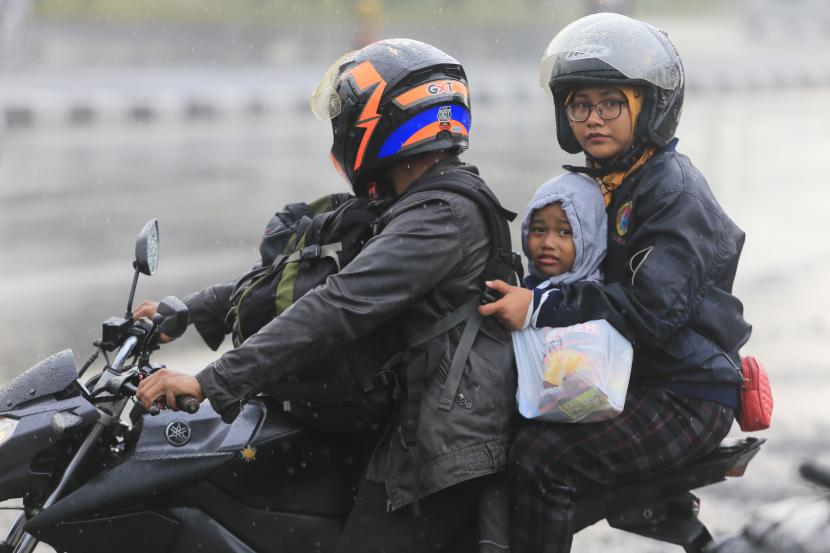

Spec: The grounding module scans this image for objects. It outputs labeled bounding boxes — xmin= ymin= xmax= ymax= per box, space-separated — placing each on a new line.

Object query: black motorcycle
xmin=0 ymin=219 xmax=765 ymax=553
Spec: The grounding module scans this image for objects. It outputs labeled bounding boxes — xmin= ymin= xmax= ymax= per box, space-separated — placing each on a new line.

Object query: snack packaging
xmin=513 ymin=320 xmax=633 ymax=423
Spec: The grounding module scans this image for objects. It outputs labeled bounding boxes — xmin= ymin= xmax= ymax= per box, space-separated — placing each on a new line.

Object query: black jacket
xmin=542 ymin=140 xmax=751 ymax=389
xmin=187 ymin=159 xmax=516 ymax=510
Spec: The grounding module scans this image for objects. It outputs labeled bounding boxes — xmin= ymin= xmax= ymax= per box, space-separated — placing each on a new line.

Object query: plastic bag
xmin=513 ymin=319 xmax=633 ymax=423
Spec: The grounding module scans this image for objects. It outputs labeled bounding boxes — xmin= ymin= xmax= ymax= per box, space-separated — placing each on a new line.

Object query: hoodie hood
xmin=522 ymin=172 xmax=607 ymax=285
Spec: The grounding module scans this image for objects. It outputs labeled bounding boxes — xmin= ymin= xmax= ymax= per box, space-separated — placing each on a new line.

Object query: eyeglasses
xmin=565 ymin=98 xmax=628 ymax=122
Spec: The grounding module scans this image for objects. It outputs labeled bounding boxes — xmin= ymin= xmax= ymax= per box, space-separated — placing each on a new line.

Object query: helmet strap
xmin=564 ymin=141 xmax=646 ymax=178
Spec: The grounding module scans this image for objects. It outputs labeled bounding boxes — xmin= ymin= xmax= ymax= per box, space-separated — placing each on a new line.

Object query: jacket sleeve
xmin=542 ymin=188 xmax=736 ymax=345
xmin=182 ymin=280 xmax=237 ymax=351
xmin=195 ymin=198 xmax=470 ymax=421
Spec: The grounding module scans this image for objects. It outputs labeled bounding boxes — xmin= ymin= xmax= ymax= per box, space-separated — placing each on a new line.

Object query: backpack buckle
xmin=299 ymin=244 xmax=321 ymax=260
xmin=364 ymin=370 xmax=398 ymax=395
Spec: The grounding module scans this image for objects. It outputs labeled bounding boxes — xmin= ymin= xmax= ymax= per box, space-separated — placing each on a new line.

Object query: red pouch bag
xmin=737 ymin=356 xmax=773 ymax=432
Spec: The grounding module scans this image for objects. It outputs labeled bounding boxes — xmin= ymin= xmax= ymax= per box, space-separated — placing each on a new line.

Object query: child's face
xmin=527 ymin=202 xmax=575 ymax=278
xmin=566 ymin=86 xmax=634 ymax=160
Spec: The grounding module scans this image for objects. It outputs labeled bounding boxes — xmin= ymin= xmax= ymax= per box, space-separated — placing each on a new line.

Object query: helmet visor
xmin=540 ymin=13 xmax=682 ymax=94
xmin=311 ymin=51 xmax=357 ymax=121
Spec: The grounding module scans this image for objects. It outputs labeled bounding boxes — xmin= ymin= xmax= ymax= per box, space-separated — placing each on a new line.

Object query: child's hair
xmin=521 ymin=172 xmax=607 ymax=285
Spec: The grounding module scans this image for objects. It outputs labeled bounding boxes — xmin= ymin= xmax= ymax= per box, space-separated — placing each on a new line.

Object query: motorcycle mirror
xmin=126 ymin=219 xmax=160 ymax=317
xmin=156 ymin=296 xmax=189 ymax=339
xmin=134 ymin=219 xmax=159 ymax=276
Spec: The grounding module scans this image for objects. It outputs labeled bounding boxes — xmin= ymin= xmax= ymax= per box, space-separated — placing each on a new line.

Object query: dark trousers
xmin=334 ymin=476 xmax=485 ymax=553
xmin=508 ymin=387 xmax=734 ymax=553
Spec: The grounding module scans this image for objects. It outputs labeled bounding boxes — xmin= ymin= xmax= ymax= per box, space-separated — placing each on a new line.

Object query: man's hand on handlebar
xmin=136 ymin=367 xmax=205 ymax=413
xmin=132 ymin=300 xmax=172 ymax=343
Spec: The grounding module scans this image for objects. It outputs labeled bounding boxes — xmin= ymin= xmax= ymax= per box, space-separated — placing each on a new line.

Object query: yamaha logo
xmin=165 ymin=420 xmax=192 ymax=447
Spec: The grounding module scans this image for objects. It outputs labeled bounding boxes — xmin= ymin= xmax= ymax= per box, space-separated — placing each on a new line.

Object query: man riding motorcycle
xmin=134 ymin=38 xmax=517 ymax=552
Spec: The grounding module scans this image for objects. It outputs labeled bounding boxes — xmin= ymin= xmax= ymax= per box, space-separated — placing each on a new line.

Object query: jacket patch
xmin=615 ymin=200 xmax=633 ymax=236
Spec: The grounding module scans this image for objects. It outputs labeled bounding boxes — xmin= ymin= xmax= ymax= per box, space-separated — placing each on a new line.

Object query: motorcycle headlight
xmin=0 ymin=416 xmax=18 ymax=447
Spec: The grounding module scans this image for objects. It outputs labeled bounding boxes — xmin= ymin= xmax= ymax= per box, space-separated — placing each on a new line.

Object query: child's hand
xmin=478 ymin=280 xmax=532 ymax=331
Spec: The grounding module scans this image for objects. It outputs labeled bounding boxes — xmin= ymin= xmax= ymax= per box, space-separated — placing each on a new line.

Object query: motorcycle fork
xmin=0 ymin=512 xmax=27 ymax=553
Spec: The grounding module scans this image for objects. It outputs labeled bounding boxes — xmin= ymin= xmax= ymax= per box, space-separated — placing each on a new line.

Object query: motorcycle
xmin=0 ymin=219 xmax=766 ymax=553
xmin=703 ymin=459 xmax=830 ymax=553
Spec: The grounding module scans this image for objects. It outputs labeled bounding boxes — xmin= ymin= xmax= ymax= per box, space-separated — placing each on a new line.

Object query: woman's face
xmin=566 ymin=86 xmax=634 ymax=160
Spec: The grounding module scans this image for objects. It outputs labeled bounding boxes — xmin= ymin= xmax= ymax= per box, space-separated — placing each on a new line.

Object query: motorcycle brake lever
xmin=139 ymin=362 xmax=166 ymax=375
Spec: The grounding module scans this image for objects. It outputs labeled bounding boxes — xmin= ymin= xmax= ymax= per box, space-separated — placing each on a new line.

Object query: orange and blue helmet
xmin=312 ymin=38 xmax=471 ymax=197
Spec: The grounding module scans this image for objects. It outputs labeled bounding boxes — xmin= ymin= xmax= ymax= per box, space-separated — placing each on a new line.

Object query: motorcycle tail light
xmin=0 ymin=416 xmax=18 ymax=447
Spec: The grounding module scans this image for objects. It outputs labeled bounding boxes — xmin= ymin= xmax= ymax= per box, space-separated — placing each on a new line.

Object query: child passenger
xmin=477 ymin=171 xmax=608 ymax=553
xmin=480 ymin=13 xmax=751 ymax=553
xmin=520 ymin=172 xmax=606 ymax=327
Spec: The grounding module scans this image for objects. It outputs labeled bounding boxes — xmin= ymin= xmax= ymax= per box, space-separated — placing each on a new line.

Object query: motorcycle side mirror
xmin=126 ymin=219 xmax=160 ymax=317
xmin=134 ymin=219 xmax=159 ymax=276
xmin=155 ymin=296 xmax=189 ymax=340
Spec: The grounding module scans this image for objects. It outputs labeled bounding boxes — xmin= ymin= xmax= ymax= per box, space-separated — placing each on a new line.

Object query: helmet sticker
xmin=344 ymin=61 xmax=388 ymax=172
xmin=437 ymin=106 xmax=452 ymax=122
xmin=378 ymin=105 xmax=470 ymax=159
xmin=393 ymin=79 xmax=469 ymax=109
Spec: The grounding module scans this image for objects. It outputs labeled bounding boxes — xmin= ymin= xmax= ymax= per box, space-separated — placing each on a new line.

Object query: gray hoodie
xmin=521 ymin=172 xmax=607 ymax=285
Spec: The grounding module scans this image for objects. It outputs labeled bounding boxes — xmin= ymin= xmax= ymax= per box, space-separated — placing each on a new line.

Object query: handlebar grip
xmin=800 ymin=461 xmax=830 ymax=490
xmin=176 ymin=395 xmax=201 ymax=414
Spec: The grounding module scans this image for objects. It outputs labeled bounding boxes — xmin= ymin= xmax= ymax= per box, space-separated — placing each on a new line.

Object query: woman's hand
xmin=478 ymin=280 xmax=532 ymax=331
xmin=136 ymin=367 xmax=205 ymax=411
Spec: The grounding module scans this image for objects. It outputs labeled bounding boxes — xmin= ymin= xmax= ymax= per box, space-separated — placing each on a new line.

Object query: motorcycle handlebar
xmin=176 ymin=395 xmax=200 ymax=414
xmin=112 ymin=336 xmax=139 ymax=372
xmin=149 ymin=394 xmax=200 ymax=416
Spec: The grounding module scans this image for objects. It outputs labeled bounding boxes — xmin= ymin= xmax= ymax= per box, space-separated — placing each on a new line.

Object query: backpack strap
xmin=399 ymin=169 xmax=523 ymax=285
xmin=393 ymin=169 xmax=520 ymax=416
xmin=404 ymin=296 xmax=481 ymax=413
xmin=285 ymin=242 xmax=344 ymax=271
xmin=438 ymin=309 xmax=483 ymax=412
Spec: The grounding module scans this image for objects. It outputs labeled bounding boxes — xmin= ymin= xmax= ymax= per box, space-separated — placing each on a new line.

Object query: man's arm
xmin=182 ymin=278 xmax=240 ymax=350
xmin=196 ymin=198 xmax=474 ymax=421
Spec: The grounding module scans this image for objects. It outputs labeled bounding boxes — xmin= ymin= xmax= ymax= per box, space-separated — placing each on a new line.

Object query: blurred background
xmin=1 ymin=0 xmax=830 ymax=550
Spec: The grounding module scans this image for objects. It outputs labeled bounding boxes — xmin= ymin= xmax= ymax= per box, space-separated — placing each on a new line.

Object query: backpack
xmin=227 ymin=192 xmax=372 ymax=346
xmin=225 ymin=169 xmax=520 ymax=435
